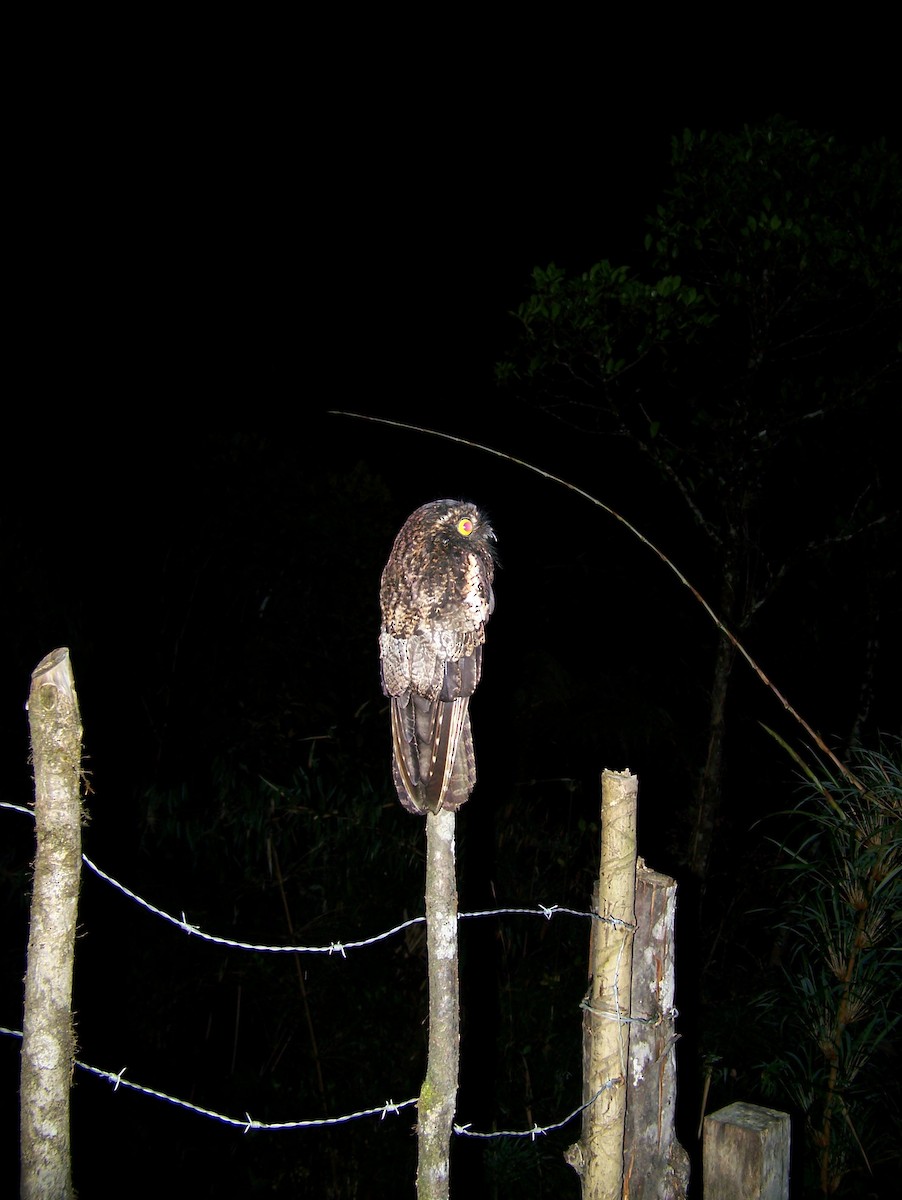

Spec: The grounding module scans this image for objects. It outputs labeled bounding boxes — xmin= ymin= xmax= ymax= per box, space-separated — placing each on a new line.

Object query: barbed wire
xmin=2 ymin=799 xmax=632 ymax=1141
xmin=0 ymin=1025 xmax=416 ymax=1130
xmin=454 ymin=1078 xmax=621 ymax=1139
xmin=2 ymin=801 xmax=633 ymax=955
xmin=0 ymin=1024 xmax=615 ymax=1139
xmin=0 ymin=806 xmax=633 ymax=1152
xmin=84 ymin=852 xmax=426 ymax=953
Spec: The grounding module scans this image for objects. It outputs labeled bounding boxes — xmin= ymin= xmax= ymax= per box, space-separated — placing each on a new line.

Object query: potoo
xmin=379 ymin=499 xmax=496 ymax=814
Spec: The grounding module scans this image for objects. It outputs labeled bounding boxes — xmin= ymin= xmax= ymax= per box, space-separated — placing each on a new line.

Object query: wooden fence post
xmin=417 ymin=808 xmax=459 ymax=1199
xmin=624 ymin=861 xmax=689 ymax=1198
xmin=704 ymin=1102 xmax=790 ymax=1199
xmin=20 ymin=648 xmax=84 ymax=1200
xmin=566 ymin=767 xmax=638 ymax=1197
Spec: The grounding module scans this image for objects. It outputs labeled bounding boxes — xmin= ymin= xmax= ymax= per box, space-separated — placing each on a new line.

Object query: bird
xmin=379 ymin=499 xmax=496 ymax=814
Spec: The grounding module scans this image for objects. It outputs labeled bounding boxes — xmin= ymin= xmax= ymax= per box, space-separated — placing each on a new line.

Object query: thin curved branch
xmin=332 ymin=412 xmax=865 ymax=793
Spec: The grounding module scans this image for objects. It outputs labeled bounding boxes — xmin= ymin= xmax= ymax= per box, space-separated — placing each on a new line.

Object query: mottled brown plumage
xmin=379 ymin=499 xmax=496 ymax=814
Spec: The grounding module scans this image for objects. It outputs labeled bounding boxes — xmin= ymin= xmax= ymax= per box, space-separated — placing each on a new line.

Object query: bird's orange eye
xmin=457 ymin=518 xmax=474 ymax=536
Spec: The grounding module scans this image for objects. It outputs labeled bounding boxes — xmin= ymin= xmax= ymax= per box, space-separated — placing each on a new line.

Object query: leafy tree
xmin=497 ymin=117 xmax=901 ymax=880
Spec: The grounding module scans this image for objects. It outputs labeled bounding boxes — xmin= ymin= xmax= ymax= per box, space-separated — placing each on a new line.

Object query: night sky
xmin=3 ymin=32 xmax=901 ymax=1198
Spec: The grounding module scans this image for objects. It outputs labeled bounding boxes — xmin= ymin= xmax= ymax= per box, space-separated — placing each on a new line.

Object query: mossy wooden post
xmin=624 ymin=862 xmax=689 ymax=1198
xmin=417 ymin=807 xmax=459 ymax=1199
xmin=704 ymin=1102 xmax=790 ymax=1199
xmin=566 ymin=768 xmax=638 ymax=1197
xmin=20 ymin=648 xmax=84 ymax=1200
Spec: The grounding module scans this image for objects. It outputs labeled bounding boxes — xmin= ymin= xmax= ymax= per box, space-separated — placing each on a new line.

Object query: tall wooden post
xmin=417 ymin=808 xmax=459 ymax=1199
xmin=566 ymin=768 xmax=638 ymax=1197
xmin=20 ymin=649 xmax=84 ymax=1200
